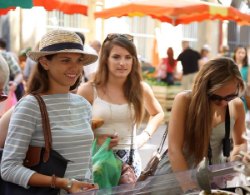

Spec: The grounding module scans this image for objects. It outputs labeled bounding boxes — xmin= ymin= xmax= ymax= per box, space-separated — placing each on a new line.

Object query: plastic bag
xmin=92 ymin=138 xmax=122 ymax=189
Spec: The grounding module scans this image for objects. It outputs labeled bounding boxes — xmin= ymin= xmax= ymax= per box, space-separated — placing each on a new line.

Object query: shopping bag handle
xmin=157 ymin=125 xmax=168 ymax=154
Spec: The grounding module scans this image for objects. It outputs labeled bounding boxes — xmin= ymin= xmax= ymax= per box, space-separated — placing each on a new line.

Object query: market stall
xmin=71 ymin=160 xmax=250 ymax=195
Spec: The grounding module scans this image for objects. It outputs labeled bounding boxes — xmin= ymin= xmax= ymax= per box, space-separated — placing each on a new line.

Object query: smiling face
xmin=107 ymin=45 xmax=133 ymax=79
xmin=39 ymin=53 xmax=85 ymax=93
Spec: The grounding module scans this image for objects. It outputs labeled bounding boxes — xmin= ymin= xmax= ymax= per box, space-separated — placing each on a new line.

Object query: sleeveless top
xmin=209 ymin=117 xmax=234 ymax=164
xmin=184 ymin=117 xmax=235 ymax=169
xmin=240 ymin=66 xmax=248 ymax=82
xmin=92 ymin=86 xmax=137 ymax=150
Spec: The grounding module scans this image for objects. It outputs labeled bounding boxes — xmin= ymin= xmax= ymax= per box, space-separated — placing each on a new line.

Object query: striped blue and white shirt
xmin=1 ymin=93 xmax=94 ymax=189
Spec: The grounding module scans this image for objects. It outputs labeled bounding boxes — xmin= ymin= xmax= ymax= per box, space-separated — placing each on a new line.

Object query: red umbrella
xmin=0 ymin=0 xmax=88 ymax=16
xmin=95 ymin=0 xmax=250 ymax=26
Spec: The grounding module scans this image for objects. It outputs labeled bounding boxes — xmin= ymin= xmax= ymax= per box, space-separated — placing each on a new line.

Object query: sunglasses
xmin=104 ymin=33 xmax=133 ymax=42
xmin=208 ymin=93 xmax=238 ymax=102
xmin=0 ymin=92 xmax=8 ymax=102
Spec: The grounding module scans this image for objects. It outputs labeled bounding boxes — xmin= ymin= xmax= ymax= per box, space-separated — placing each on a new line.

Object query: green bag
xmin=92 ymin=138 xmax=122 ymax=189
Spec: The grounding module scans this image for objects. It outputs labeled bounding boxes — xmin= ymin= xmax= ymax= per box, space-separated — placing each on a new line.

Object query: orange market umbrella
xmin=0 ymin=0 xmax=88 ymax=16
xmin=95 ymin=0 xmax=250 ymax=26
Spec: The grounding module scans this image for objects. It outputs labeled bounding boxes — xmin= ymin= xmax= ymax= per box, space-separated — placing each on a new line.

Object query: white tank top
xmin=92 ymin=86 xmax=136 ymax=150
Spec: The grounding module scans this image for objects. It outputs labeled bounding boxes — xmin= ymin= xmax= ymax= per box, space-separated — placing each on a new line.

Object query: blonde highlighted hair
xmin=185 ymin=57 xmax=244 ymax=165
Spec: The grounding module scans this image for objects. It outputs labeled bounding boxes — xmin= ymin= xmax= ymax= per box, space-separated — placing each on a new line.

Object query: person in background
xmin=160 ymin=47 xmax=177 ymax=85
xmin=1 ymin=29 xmax=99 ymax=194
xmin=23 ymin=57 xmax=36 ymax=82
xmin=90 ymin=40 xmax=101 ymax=55
xmin=177 ymin=40 xmax=201 ymax=90
xmin=233 ymin=45 xmax=249 ymax=82
xmin=0 ymin=38 xmax=24 ymax=100
xmin=198 ymin=44 xmax=210 ymax=70
xmin=23 ymin=43 xmax=39 ymax=83
xmin=154 ymin=58 xmax=247 ymax=192
xmin=0 ymin=55 xmax=9 ymax=103
xmin=77 ymin=33 xmax=164 ymax=179
xmin=19 ymin=47 xmax=32 ymax=70
xmin=232 ymin=45 xmax=249 ymax=112
xmin=0 ymin=55 xmax=10 ymax=147
xmin=75 ymin=32 xmax=99 ymax=82
xmin=219 ymin=44 xmax=231 ymax=58
xmin=156 ymin=60 xmax=167 ymax=83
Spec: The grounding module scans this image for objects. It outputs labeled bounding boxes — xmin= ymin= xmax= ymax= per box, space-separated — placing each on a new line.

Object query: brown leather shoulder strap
xmin=33 ymin=95 xmax=52 ymax=162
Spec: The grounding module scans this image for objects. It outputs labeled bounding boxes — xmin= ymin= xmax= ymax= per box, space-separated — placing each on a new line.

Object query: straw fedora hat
xmin=27 ymin=29 xmax=98 ymax=66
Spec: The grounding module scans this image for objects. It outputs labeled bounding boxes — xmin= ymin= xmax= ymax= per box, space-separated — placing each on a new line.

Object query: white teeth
xmin=66 ymin=74 xmax=76 ymax=78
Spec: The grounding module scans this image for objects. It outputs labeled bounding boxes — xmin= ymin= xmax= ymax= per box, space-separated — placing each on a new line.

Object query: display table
xmin=71 ymin=161 xmax=250 ymax=195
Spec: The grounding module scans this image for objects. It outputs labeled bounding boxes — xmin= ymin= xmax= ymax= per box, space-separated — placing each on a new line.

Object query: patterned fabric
xmin=0 ymin=51 xmax=21 ymax=77
xmin=113 ymin=149 xmax=141 ymax=178
xmin=1 ymin=94 xmax=94 ymax=189
xmin=0 ymin=51 xmax=21 ymax=94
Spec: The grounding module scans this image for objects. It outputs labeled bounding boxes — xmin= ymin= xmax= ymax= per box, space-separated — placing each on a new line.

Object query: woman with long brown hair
xmin=154 ymin=57 xmax=247 ymax=191
xmin=1 ymin=30 xmax=99 ymax=194
xmin=77 ymin=33 xmax=164 ymax=179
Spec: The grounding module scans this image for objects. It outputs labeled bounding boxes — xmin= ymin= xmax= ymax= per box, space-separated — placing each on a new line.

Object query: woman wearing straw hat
xmin=0 ymin=30 xmax=99 ymax=194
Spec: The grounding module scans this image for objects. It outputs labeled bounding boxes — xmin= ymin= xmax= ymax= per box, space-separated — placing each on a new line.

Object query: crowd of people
xmin=0 ymin=29 xmax=249 ymax=194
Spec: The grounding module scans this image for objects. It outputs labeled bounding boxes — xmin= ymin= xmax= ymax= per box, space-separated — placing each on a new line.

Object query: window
xmin=182 ymin=22 xmax=199 ymax=49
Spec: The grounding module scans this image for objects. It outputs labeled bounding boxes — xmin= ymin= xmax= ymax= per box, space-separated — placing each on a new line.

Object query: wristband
xmin=66 ymin=178 xmax=76 ymax=191
xmin=51 ymin=174 xmax=56 ymax=188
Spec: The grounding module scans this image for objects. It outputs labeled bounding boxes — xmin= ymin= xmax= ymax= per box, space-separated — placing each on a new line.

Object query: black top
xmin=177 ymin=48 xmax=201 ymax=75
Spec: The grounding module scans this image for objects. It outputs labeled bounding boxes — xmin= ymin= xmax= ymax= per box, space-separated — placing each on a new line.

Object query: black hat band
xmin=41 ymin=42 xmax=83 ymax=52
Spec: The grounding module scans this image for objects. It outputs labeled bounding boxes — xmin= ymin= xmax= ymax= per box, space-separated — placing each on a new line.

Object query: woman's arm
xmin=137 ymin=82 xmax=164 ymax=148
xmin=1 ymin=96 xmax=98 ymax=193
xmin=168 ymin=92 xmax=190 ymax=172
xmin=27 ymin=173 xmax=97 ymax=193
xmin=0 ymin=107 xmax=13 ymax=148
xmin=168 ymin=92 xmax=198 ymax=192
xmin=230 ymin=98 xmax=247 ymax=161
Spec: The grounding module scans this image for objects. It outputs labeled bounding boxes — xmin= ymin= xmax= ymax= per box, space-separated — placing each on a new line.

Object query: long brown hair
xmin=167 ymin=47 xmax=175 ymax=67
xmin=233 ymin=45 xmax=248 ymax=67
xmin=185 ymin=57 xmax=244 ymax=165
xmin=26 ymin=54 xmax=81 ymax=95
xmin=94 ymin=35 xmax=144 ymax=125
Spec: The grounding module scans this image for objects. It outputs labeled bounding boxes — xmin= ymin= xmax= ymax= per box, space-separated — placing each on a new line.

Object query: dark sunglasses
xmin=208 ymin=93 xmax=238 ymax=102
xmin=0 ymin=92 xmax=8 ymax=102
xmin=104 ymin=33 xmax=133 ymax=42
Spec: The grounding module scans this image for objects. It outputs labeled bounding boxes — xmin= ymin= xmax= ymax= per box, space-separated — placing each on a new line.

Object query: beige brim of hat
xmin=27 ymin=49 xmax=98 ymax=66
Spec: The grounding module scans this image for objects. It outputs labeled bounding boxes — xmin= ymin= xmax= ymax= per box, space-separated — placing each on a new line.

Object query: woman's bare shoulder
xmin=77 ymin=82 xmax=94 ymax=103
xmin=175 ymin=90 xmax=192 ymax=102
xmin=230 ymin=97 xmax=245 ymax=118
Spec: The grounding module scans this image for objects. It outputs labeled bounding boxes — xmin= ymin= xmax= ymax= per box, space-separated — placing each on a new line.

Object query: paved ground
xmin=138 ymin=123 xmax=168 ymax=169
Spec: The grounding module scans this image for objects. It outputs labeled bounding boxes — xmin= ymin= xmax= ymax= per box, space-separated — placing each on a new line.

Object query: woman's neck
xmin=107 ymin=76 xmax=126 ymax=87
xmin=236 ymin=60 xmax=243 ymax=68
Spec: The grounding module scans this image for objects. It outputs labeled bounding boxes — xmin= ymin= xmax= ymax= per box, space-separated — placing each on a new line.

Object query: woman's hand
xmin=67 ymin=179 xmax=98 ymax=193
xmin=96 ymin=133 xmax=119 ymax=149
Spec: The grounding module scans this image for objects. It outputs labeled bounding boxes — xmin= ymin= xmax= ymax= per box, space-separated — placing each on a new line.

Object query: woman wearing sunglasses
xmin=77 ymin=33 xmax=164 ymax=180
xmin=154 ymin=57 xmax=247 ymax=192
